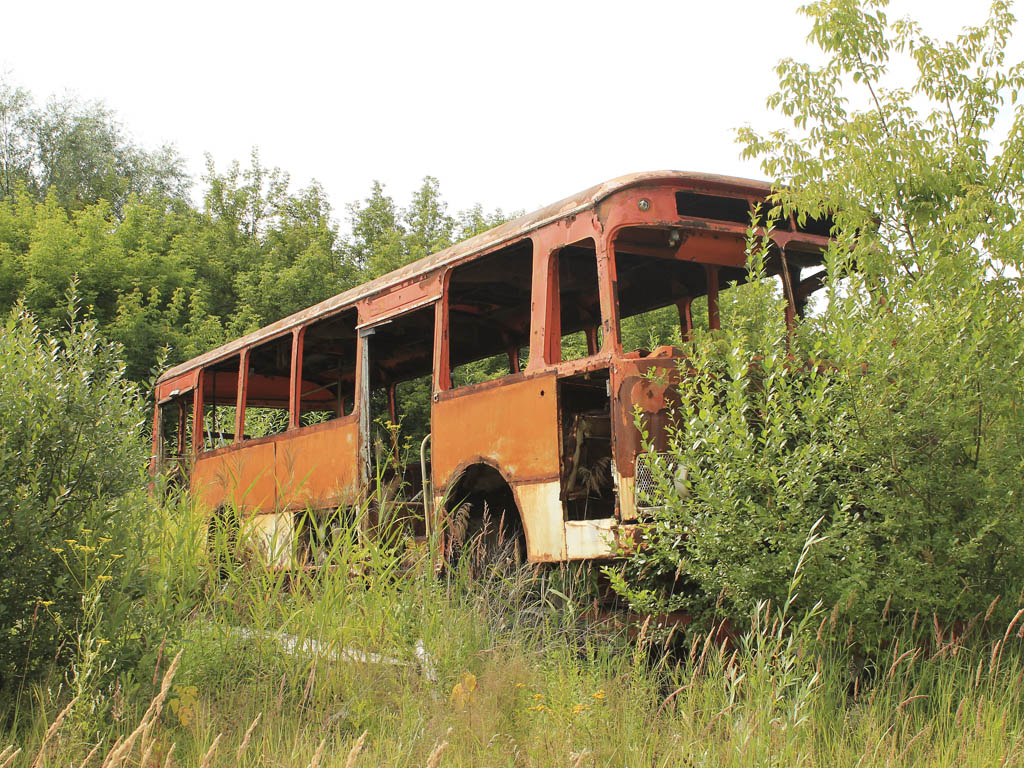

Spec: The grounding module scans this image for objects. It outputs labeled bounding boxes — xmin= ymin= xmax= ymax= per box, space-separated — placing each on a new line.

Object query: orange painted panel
xmin=191 ymin=442 xmax=277 ymax=512
xmin=432 ymin=372 xmax=559 ymax=488
xmin=275 ymin=419 xmax=360 ymax=510
xmin=155 ymin=371 xmax=197 ymax=402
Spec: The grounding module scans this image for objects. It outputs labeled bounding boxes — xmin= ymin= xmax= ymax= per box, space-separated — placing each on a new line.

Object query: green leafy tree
xmin=0 ymin=77 xmax=189 ymax=213
xmin=616 ymin=0 xmax=1024 ymax=644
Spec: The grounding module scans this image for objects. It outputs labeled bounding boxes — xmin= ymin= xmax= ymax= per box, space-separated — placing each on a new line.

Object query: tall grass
xmin=4 ymin=491 xmax=1024 ymax=766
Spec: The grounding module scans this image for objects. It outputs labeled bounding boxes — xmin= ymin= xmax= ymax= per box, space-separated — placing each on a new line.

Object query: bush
xmin=612 ymin=0 xmax=1024 ymax=648
xmin=611 ymin=221 xmax=1024 ymax=646
xmin=0 ymin=295 xmax=149 ymax=691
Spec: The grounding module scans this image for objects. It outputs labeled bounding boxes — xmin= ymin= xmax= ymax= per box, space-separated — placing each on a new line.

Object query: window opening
xmin=366 ymin=305 xmax=435 ymax=473
xmin=243 ymin=334 xmax=292 ymax=439
xmin=675 ymin=191 xmax=753 ymax=225
xmin=364 ymin=304 xmax=435 ymax=532
xmin=554 ymin=239 xmax=602 ymax=363
xmin=201 ymin=355 xmax=240 ymax=451
xmin=613 ymin=227 xmax=749 ymax=353
xmin=299 ymin=309 xmax=357 ymax=427
xmin=447 ymin=240 xmax=533 ymax=388
xmin=159 ymin=393 xmax=193 ymax=473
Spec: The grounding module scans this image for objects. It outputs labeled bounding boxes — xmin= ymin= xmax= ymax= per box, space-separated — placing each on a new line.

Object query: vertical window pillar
xmin=433 ymin=291 xmax=451 ymax=391
xmin=289 ymin=327 xmax=304 ymax=430
xmin=543 ymin=249 xmax=562 ymax=364
xmin=524 ymin=239 xmax=546 ymax=371
xmin=193 ymin=370 xmax=205 ymax=456
xmin=677 ymin=297 xmax=693 ymax=340
xmin=705 ymin=265 xmax=721 ymax=331
xmin=779 ymin=251 xmax=801 ymax=331
xmin=596 ymin=236 xmax=620 ymax=354
xmin=235 ymin=348 xmax=248 ymax=442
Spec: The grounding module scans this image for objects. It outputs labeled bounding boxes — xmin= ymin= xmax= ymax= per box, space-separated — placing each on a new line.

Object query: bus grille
xmin=634 ymin=452 xmax=673 ymax=510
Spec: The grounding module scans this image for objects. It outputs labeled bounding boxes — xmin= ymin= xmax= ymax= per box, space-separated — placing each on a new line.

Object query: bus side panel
xmin=191 ymin=442 xmax=277 ymax=513
xmin=432 ymin=372 xmax=565 ymax=561
xmin=275 ymin=419 xmax=360 ymax=510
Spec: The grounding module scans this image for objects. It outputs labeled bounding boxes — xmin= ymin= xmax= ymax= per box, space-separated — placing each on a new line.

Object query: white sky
xmin=2 ymin=1 xmax=1014 ymax=224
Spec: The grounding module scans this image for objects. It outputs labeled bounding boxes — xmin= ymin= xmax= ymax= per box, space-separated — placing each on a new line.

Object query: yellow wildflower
xmin=532 ymin=693 xmax=545 ymax=701
xmin=591 ymin=689 xmax=606 ymax=701
xmin=573 ymin=704 xmax=590 ymax=715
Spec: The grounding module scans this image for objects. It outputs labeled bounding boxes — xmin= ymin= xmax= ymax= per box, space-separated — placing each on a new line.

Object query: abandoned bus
xmin=151 ymin=171 xmax=833 ymax=566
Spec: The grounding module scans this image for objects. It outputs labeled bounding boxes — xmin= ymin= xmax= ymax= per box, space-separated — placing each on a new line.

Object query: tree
xmin=0 ymin=77 xmax=190 ymax=213
xmin=615 ymin=0 xmax=1024 ymax=644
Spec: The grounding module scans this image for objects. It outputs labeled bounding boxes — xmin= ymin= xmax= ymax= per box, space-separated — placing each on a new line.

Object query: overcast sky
xmin=2 ymin=1 xmax=1013 ymax=223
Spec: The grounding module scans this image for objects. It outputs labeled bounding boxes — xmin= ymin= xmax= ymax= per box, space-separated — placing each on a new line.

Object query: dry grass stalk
xmin=896 ymin=693 xmax=928 ymax=711
xmin=305 ymin=738 xmax=327 ymax=768
xmin=1003 ymin=609 xmax=1024 ymax=646
xmin=79 ymin=741 xmax=102 ymax=768
xmin=152 ymin=637 xmax=166 ymax=688
xmin=897 ymin=724 xmax=931 ymax=762
xmin=0 ymin=747 xmax=22 ymax=768
xmin=30 ymin=695 xmax=77 ymax=768
xmin=161 ymin=742 xmax=176 ymax=768
xmin=138 ymin=719 xmax=155 ymax=765
xmin=102 ymin=649 xmax=182 ymax=768
xmin=888 ymin=648 xmax=918 ymax=680
xmin=1000 ymin=730 xmax=1024 ymax=768
xmin=300 ymin=661 xmax=317 ymax=707
xmin=424 ymin=736 xmax=450 ymax=768
xmin=275 ymin=672 xmax=286 ymax=713
xmin=138 ymin=739 xmax=155 ymax=768
xmin=344 ymin=730 xmax=368 ymax=768
xmin=986 ymin=595 xmax=1001 ymax=622
xmin=990 ymin=640 xmax=1003 ymax=676
xmin=236 ymin=712 xmax=263 ymax=762
xmin=657 ymin=683 xmax=693 ymax=715
xmin=197 ymin=733 xmax=222 ymax=768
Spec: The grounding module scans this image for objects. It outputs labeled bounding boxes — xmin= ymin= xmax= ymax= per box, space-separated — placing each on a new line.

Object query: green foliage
xmin=0 ymin=77 xmax=189 ymax=212
xmin=346 ymin=176 xmax=518 ymax=279
xmin=616 ymin=0 xmax=1024 ymax=644
xmin=0 ymin=82 xmax=514 ymax=386
xmin=0 ymin=295 xmax=149 ymax=691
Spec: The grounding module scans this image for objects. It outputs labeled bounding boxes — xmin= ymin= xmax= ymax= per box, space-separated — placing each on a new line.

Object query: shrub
xmin=611 ymin=221 xmax=1024 ymax=646
xmin=0 ymin=295 xmax=148 ymax=691
xmin=613 ymin=0 xmax=1024 ymax=648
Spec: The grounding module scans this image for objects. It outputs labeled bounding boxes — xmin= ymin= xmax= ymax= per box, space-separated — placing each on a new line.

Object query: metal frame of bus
xmin=151 ymin=171 xmax=832 ymax=566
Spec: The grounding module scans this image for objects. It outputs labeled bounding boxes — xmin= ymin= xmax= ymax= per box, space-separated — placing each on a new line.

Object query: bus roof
xmin=156 ymin=170 xmax=774 ymax=385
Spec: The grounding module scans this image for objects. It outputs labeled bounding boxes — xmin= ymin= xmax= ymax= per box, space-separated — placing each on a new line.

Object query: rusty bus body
xmin=151 ymin=171 xmax=832 ymax=565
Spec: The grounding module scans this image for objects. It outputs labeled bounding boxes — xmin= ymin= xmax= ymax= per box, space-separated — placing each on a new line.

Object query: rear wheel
xmin=445 ymin=465 xmax=525 ymax=576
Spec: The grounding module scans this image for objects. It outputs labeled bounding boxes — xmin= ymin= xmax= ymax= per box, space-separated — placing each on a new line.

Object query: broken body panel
xmin=152 ymin=171 xmax=832 ymax=565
